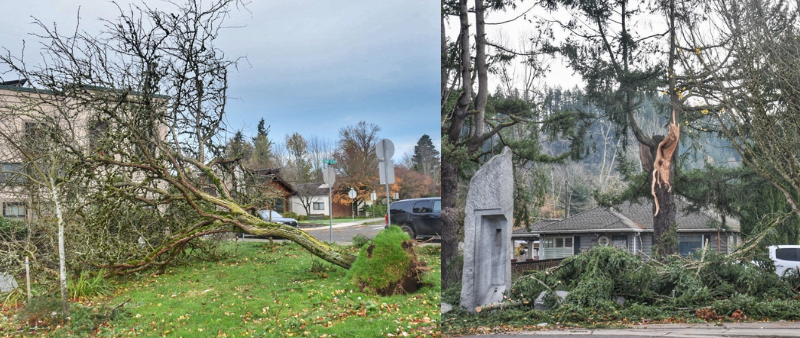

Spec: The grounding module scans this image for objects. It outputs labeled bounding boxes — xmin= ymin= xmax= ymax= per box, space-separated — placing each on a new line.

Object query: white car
xmin=768 ymin=245 xmax=800 ymax=275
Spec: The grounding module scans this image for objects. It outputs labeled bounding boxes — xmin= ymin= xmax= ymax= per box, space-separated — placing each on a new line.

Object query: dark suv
xmin=384 ymin=197 xmax=441 ymax=240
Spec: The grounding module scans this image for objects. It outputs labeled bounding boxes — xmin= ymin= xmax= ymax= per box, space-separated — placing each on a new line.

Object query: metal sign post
xmin=370 ymin=191 xmax=376 ymax=218
xmin=376 ymin=139 xmax=395 ymax=227
xmin=322 ymin=165 xmax=336 ymax=243
xmin=348 ymin=188 xmax=357 ymax=222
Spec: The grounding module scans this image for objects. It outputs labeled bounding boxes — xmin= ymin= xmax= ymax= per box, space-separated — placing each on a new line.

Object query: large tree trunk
xmin=441 ymin=158 xmax=459 ymax=289
xmin=653 ymin=182 xmax=676 ymax=256
xmin=642 ymin=127 xmax=679 ymax=256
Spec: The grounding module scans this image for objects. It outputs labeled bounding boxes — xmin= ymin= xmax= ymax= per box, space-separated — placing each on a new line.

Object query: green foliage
xmin=68 ymin=269 xmax=113 ymax=299
xmin=371 ymin=204 xmax=387 ymax=218
xmin=411 ymin=134 xmax=440 ymax=177
xmin=351 ymin=234 xmax=370 ymax=248
xmin=447 ymin=246 xmax=800 ymax=334
xmin=347 ymin=226 xmax=413 ymax=294
xmin=442 ymin=281 xmax=462 ymax=306
xmin=0 ymin=217 xmax=27 ymax=241
xmin=512 ymin=245 xmax=797 ymax=313
xmin=308 ymin=259 xmax=333 ymax=274
xmin=16 ymin=297 xmax=121 ymax=336
xmin=282 ymin=211 xmax=300 ymax=220
xmin=679 ymin=165 xmax=800 ymax=244
xmin=18 ymin=297 xmax=67 ymax=327
xmin=652 ymin=222 xmax=678 ymax=258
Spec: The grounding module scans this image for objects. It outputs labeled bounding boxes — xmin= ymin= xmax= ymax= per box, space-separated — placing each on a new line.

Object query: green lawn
xmin=18 ymin=241 xmax=439 ymax=337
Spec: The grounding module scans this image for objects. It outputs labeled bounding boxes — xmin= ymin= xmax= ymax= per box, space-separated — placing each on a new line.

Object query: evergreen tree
xmin=411 ymin=134 xmax=439 ymax=178
xmin=248 ymin=118 xmax=273 ymax=169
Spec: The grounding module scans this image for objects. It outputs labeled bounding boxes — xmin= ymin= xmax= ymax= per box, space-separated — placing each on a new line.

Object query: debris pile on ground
xmin=505 ymin=245 xmax=800 ymax=322
xmin=443 ymin=244 xmax=800 ymax=335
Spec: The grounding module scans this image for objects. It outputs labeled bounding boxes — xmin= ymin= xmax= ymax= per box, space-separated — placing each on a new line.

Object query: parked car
xmin=769 ymin=245 xmax=800 ymax=275
xmin=384 ymin=197 xmax=441 ymax=240
xmin=258 ymin=210 xmax=298 ymax=227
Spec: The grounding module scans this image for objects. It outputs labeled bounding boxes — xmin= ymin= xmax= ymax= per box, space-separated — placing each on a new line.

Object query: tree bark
xmin=441 ymin=157 xmax=459 ymax=289
xmin=50 ymin=178 xmax=69 ymax=315
xmin=653 ymin=177 xmax=677 ymax=256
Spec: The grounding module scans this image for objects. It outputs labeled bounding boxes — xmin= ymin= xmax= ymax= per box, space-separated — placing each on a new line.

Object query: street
xmin=304 ymin=222 xmax=386 ymax=243
xmin=238 ymin=218 xmax=441 ymax=245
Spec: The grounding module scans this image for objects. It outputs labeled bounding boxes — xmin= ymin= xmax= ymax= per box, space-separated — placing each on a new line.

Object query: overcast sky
xmin=0 ymin=0 xmax=439 ymax=160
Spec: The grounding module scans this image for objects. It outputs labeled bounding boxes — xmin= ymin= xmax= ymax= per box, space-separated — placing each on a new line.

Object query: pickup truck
xmin=768 ymin=245 xmax=800 ymax=275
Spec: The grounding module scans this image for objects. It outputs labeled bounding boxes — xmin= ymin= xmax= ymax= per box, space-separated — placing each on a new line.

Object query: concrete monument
xmin=0 ymin=272 xmax=18 ymax=293
xmin=460 ymin=147 xmax=514 ymax=312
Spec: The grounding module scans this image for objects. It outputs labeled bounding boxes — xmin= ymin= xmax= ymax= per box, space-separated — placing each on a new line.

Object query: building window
xmin=313 ymin=202 xmax=325 ymax=210
xmin=88 ymin=119 xmax=109 ymax=154
xmin=612 ymin=235 xmax=628 ymax=252
xmin=678 ymin=234 xmax=704 ymax=256
xmin=541 ymin=236 xmax=574 ymax=259
xmin=0 ymin=163 xmax=25 ymax=185
xmin=3 ymin=202 xmax=26 ymax=218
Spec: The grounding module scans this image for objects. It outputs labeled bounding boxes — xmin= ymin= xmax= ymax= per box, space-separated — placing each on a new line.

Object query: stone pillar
xmin=460 ymin=147 xmax=514 ymax=312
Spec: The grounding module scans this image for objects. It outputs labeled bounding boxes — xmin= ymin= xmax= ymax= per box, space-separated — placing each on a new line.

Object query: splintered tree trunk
xmin=646 ymin=111 xmax=680 ymax=256
xmin=441 ymin=159 xmax=459 ymax=289
xmin=642 ymin=137 xmax=678 ymax=257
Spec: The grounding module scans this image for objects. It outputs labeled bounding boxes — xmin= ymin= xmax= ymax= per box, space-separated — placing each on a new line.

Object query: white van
xmin=768 ymin=245 xmax=800 ymax=275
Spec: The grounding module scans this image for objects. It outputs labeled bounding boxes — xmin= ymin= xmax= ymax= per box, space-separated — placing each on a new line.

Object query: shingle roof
xmin=615 ymin=198 xmax=740 ymax=231
xmin=515 ymin=197 xmax=740 ymax=235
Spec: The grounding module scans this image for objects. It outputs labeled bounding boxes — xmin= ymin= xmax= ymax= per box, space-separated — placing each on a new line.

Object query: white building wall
xmin=289 ymin=195 xmax=329 ymax=216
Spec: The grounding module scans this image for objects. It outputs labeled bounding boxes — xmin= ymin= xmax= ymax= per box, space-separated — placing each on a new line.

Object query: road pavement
xmin=238 ymin=218 xmax=385 ymax=244
xmin=238 ymin=218 xmax=441 ymax=245
xmin=455 ymin=322 xmax=800 ymax=337
xmin=304 ymin=218 xmax=385 ymax=243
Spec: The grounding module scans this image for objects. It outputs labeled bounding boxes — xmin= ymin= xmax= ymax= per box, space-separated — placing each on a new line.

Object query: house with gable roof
xmin=512 ymin=197 xmax=741 ymax=260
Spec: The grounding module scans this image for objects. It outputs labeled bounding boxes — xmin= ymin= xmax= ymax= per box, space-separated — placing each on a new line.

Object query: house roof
xmin=251 ymin=168 xmax=296 ymax=195
xmin=293 ymin=182 xmax=328 ymax=196
xmin=514 ymin=197 xmax=740 ymax=236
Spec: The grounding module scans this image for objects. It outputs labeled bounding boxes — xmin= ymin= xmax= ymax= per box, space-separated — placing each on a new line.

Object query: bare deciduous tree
xmin=681 ymin=0 xmax=800 ymax=218
xmin=1 ymin=0 xmax=356 ymax=272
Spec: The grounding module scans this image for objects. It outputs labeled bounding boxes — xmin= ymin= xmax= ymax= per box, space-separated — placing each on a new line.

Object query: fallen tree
xmin=0 ymin=0 xmax=356 ymax=272
xmin=443 ymin=215 xmax=800 ymax=335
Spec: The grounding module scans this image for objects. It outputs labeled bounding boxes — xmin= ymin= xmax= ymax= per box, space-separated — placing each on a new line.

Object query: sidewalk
xmin=302 ymin=217 xmax=383 ymax=231
xmin=463 ymin=322 xmax=800 ymax=337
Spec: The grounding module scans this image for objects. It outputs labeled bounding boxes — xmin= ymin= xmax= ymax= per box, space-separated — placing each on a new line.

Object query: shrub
xmin=68 ymin=269 xmax=112 ymax=299
xmin=352 ymin=234 xmax=370 ymax=248
xmin=0 ymin=217 xmax=27 ymax=241
xmin=282 ymin=211 xmax=300 ymax=219
xmin=370 ymin=204 xmax=387 ymax=218
xmin=442 ymin=281 xmax=462 ymax=305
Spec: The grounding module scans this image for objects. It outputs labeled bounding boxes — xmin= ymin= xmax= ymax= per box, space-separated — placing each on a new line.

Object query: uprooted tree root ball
xmin=346 ymin=226 xmax=430 ymax=296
